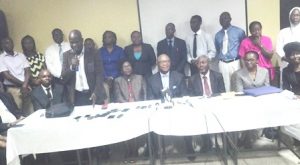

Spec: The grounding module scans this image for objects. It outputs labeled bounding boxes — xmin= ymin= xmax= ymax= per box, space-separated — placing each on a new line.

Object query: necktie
xmin=193 ymin=33 xmax=197 ymax=58
xmin=46 ymin=87 xmax=52 ymax=99
xmin=203 ymin=76 xmax=211 ymax=96
xmin=59 ymin=44 xmax=63 ymax=64
xmin=127 ymin=79 xmax=134 ymax=102
xmin=168 ymin=39 xmax=173 ymax=57
xmin=222 ymin=30 xmax=228 ymax=55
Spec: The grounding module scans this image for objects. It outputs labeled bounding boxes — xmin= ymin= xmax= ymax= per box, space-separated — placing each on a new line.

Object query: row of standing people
xmin=0 ymin=8 xmax=300 ymax=115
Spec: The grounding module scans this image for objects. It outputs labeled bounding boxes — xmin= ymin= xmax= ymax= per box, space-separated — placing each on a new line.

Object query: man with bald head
xmin=147 ymin=54 xmax=187 ymax=100
xmin=147 ymin=54 xmax=195 ymax=160
xmin=61 ymin=30 xmax=106 ymax=106
xmin=189 ymin=55 xmax=225 ymax=97
xmin=188 ymin=55 xmax=225 ymax=153
xmin=157 ymin=23 xmax=187 ymax=74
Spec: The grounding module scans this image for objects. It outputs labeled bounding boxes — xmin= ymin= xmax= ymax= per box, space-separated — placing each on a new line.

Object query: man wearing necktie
xmin=45 ymin=28 xmax=71 ymax=84
xmin=188 ymin=55 xmax=225 ymax=153
xmin=214 ymin=12 xmax=246 ymax=92
xmin=186 ymin=15 xmax=216 ymax=76
xmin=147 ymin=54 xmax=195 ymax=160
xmin=157 ymin=23 xmax=187 ymax=74
xmin=147 ymin=54 xmax=187 ymax=100
xmin=31 ymin=69 xmax=65 ymax=111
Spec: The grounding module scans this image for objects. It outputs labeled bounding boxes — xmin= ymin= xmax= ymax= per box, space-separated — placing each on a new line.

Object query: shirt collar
xmin=160 ymin=71 xmax=170 ymax=78
xmin=200 ymin=70 xmax=210 ymax=78
xmin=223 ymin=25 xmax=232 ymax=32
xmin=41 ymin=84 xmax=51 ymax=90
xmin=166 ymin=37 xmax=174 ymax=42
xmin=194 ymin=29 xmax=202 ymax=35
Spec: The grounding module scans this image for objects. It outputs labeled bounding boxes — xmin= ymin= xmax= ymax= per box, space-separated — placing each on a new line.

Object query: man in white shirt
xmin=61 ymin=30 xmax=106 ymax=106
xmin=45 ymin=28 xmax=70 ymax=83
xmin=0 ymin=37 xmax=33 ymax=116
xmin=186 ymin=15 xmax=216 ymax=75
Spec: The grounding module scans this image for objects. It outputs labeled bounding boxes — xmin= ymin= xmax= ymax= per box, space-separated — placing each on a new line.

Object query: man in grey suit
xmin=31 ymin=69 xmax=65 ymax=111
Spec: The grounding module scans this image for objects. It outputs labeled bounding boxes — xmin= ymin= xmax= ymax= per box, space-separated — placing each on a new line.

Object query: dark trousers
xmin=0 ymin=148 xmax=5 ymax=165
xmin=75 ymin=91 xmax=92 ymax=106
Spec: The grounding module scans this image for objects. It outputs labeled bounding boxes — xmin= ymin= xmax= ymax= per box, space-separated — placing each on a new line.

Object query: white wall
xmin=138 ymin=0 xmax=247 ymax=52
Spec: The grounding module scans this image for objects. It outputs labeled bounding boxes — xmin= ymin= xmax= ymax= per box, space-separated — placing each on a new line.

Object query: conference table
xmin=6 ymin=92 xmax=300 ymax=165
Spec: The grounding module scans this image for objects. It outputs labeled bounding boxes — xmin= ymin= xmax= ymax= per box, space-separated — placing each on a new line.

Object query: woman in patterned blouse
xmin=21 ymin=35 xmax=46 ymax=86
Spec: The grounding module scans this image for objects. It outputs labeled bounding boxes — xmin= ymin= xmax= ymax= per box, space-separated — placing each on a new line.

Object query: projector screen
xmin=138 ymin=0 xmax=247 ymax=52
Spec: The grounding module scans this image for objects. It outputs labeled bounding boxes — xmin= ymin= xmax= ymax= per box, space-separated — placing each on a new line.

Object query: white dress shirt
xmin=75 ymin=50 xmax=89 ymax=92
xmin=276 ymin=25 xmax=300 ymax=58
xmin=186 ymin=29 xmax=216 ymax=63
xmin=200 ymin=71 xmax=212 ymax=96
xmin=41 ymin=85 xmax=53 ymax=99
xmin=0 ymin=51 xmax=30 ymax=85
xmin=0 ymin=100 xmax=16 ymax=123
xmin=160 ymin=71 xmax=170 ymax=90
xmin=45 ymin=42 xmax=70 ymax=78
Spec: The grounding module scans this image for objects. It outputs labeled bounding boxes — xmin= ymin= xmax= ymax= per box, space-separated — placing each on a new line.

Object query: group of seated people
xmin=0 ymin=8 xmax=300 ymax=164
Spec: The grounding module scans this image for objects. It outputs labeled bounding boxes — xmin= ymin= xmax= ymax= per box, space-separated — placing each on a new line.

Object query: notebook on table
xmin=243 ymin=86 xmax=282 ymax=97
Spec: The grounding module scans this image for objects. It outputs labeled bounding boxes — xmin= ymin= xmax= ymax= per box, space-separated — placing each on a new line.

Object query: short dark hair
xmin=102 ymin=30 xmax=117 ymax=45
xmin=130 ymin=31 xmax=140 ymax=38
xmin=52 ymin=28 xmax=62 ymax=35
xmin=249 ymin=21 xmax=262 ymax=31
xmin=21 ymin=35 xmax=36 ymax=53
xmin=118 ymin=58 xmax=132 ymax=73
xmin=191 ymin=15 xmax=202 ymax=24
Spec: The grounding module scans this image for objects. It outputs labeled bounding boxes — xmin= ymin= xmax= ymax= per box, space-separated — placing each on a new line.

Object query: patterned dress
xmin=26 ymin=53 xmax=46 ymax=78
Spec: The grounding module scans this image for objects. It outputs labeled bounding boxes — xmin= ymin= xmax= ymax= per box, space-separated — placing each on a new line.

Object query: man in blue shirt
xmin=215 ymin=12 xmax=246 ymax=92
xmin=99 ymin=31 xmax=124 ymax=101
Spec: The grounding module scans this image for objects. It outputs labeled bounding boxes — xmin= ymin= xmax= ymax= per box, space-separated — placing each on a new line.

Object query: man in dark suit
xmin=147 ymin=54 xmax=196 ymax=160
xmin=147 ymin=54 xmax=187 ymax=100
xmin=157 ymin=23 xmax=187 ymax=74
xmin=188 ymin=55 xmax=225 ymax=153
xmin=189 ymin=55 xmax=225 ymax=96
xmin=31 ymin=69 xmax=65 ymax=111
xmin=61 ymin=30 xmax=106 ymax=106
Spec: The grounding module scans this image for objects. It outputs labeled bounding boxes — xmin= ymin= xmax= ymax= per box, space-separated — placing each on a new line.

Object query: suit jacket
xmin=147 ymin=71 xmax=187 ymax=100
xmin=113 ymin=74 xmax=147 ymax=102
xmin=0 ymin=92 xmax=23 ymax=132
xmin=157 ymin=37 xmax=187 ymax=74
xmin=61 ymin=49 xmax=106 ymax=105
xmin=31 ymin=83 xmax=65 ymax=111
xmin=282 ymin=65 xmax=300 ymax=95
xmin=124 ymin=43 xmax=156 ymax=77
xmin=189 ymin=70 xmax=225 ymax=96
xmin=233 ymin=66 xmax=270 ymax=92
